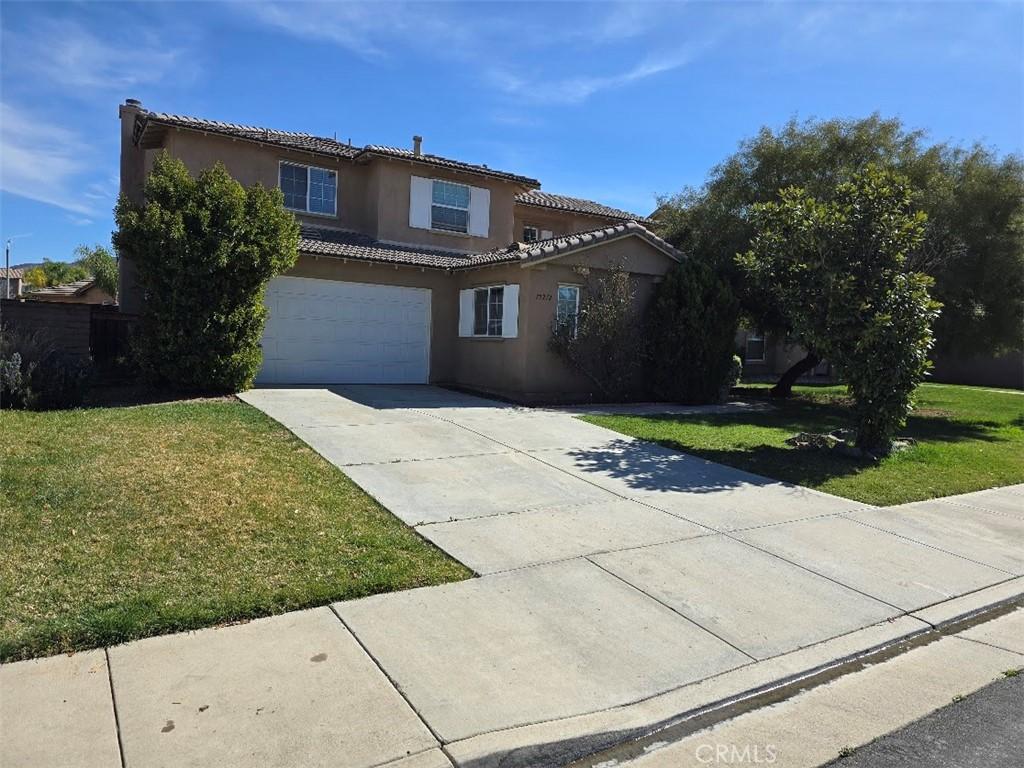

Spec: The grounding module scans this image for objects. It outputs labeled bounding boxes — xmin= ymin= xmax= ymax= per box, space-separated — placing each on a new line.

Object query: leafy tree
xmin=27 ymin=259 xmax=90 ymax=288
xmin=21 ymin=246 xmax=116 ymax=297
xmin=646 ymin=259 xmax=739 ymax=403
xmin=550 ymin=265 xmax=645 ymax=401
xmin=656 ymin=115 xmax=1023 ymax=393
xmin=73 ymin=244 xmax=118 ymax=298
xmin=114 ymin=153 xmax=299 ymax=392
xmin=22 ymin=267 xmax=47 ymax=289
xmin=739 ymin=167 xmax=941 ymax=455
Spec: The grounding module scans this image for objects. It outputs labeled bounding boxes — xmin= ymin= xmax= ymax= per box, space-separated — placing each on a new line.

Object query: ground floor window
xmin=473 ymin=285 xmax=505 ymax=336
xmin=746 ymin=332 xmax=766 ymax=362
xmin=556 ymin=284 xmax=580 ymax=335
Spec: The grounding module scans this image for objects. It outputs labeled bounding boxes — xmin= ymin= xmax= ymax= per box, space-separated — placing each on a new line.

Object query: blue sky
xmin=2 ymin=1 xmax=1021 ymax=265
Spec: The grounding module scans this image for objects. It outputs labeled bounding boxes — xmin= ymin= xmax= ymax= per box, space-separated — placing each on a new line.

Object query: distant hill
xmin=9 ymin=262 xmax=45 ymax=271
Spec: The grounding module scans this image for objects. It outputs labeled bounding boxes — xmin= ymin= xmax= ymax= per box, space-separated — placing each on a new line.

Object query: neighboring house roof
xmin=28 ymin=279 xmax=97 ymax=297
xmin=515 ymin=190 xmax=650 ymax=223
xmin=299 ymin=221 xmax=681 ymax=271
xmin=0 ymin=268 xmax=24 ymax=279
xmin=135 ymin=112 xmax=540 ymax=187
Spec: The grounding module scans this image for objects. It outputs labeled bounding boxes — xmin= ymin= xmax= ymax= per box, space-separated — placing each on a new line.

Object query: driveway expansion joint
xmin=327 ymin=604 xmax=447 ymax=748
xmin=584 ymin=556 xmax=759 ymax=663
xmin=104 ymin=648 xmax=127 ymax=768
xmin=843 ymin=513 xmax=1020 ymax=576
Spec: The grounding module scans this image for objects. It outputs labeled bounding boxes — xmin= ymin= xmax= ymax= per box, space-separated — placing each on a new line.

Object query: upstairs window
xmin=280 ymin=162 xmax=337 ymax=215
xmin=431 ymin=180 xmax=470 ymax=233
xmin=556 ymin=284 xmax=580 ymax=336
xmin=523 ymin=225 xmax=539 ymax=243
xmin=473 ymin=285 xmax=504 ymax=336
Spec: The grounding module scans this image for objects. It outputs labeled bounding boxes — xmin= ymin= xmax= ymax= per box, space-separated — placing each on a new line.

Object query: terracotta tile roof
xmin=359 ymin=145 xmax=538 ymax=186
xmin=489 ymin=221 xmax=682 ymax=266
xmin=28 ymin=279 xmax=96 ymax=297
xmin=299 ymin=225 xmax=474 ymax=269
xmin=136 ymin=112 xmax=362 ymax=159
xmin=299 ymin=221 xmax=681 ymax=271
xmin=0 ymin=268 xmax=24 ymax=278
xmin=136 ymin=112 xmax=539 ymax=186
xmin=515 ymin=190 xmax=651 ymax=223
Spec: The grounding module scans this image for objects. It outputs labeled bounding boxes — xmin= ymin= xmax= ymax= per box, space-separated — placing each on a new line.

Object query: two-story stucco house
xmin=118 ymin=99 xmax=682 ymax=402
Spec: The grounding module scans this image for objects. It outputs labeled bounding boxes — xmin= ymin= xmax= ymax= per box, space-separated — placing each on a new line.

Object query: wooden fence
xmin=0 ymin=299 xmax=139 ymax=366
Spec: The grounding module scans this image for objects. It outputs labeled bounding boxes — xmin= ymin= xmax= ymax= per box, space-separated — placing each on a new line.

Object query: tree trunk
xmin=770 ymin=351 xmax=821 ymax=398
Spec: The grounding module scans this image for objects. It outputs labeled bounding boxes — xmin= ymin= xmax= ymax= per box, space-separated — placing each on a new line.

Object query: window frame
xmin=430 ymin=179 xmax=471 ymax=234
xmin=279 ymin=160 xmax=338 ymax=217
xmin=522 ymin=225 xmax=539 ymax=243
xmin=472 ymin=285 xmax=505 ymax=337
xmin=745 ymin=332 xmax=766 ymax=362
xmin=556 ymin=283 xmax=581 ymax=336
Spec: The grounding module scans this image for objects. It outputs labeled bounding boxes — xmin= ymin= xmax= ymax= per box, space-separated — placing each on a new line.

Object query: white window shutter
xmin=468 ymin=186 xmax=490 ymax=237
xmin=502 ymin=284 xmax=519 ymax=338
xmin=458 ymin=289 xmax=475 ymax=337
xmin=540 ymin=229 xmax=553 ymax=240
xmin=410 ymin=176 xmax=432 ymax=229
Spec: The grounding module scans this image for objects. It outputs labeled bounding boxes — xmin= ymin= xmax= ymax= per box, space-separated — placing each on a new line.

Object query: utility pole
xmin=4 ymin=238 xmax=9 ymax=300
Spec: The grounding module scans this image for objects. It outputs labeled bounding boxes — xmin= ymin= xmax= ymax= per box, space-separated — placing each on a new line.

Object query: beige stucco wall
xmin=451 ymin=237 xmax=676 ymax=402
xmin=161 ymin=130 xmax=376 ymax=234
xmin=275 ymin=238 xmax=675 ymax=402
xmin=371 ymin=160 xmax=519 ymax=252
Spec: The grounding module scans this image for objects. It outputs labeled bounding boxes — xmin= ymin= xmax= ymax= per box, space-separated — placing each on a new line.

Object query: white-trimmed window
xmin=556 ymin=284 xmax=580 ymax=335
xmin=458 ymin=284 xmax=519 ymax=338
xmin=411 ymin=176 xmax=490 ymax=236
xmin=431 ymin=180 xmax=470 ymax=233
xmin=523 ymin=225 xmax=539 ymax=243
xmin=746 ymin=332 xmax=766 ymax=362
xmin=280 ymin=161 xmax=337 ymax=215
xmin=473 ymin=285 xmax=504 ymax=336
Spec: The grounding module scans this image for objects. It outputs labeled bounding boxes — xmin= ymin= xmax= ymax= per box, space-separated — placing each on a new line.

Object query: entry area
xmin=256 ymin=276 xmax=431 ymax=384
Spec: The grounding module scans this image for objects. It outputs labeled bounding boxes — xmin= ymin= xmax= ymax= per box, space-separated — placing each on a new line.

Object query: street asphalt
xmin=827 ymin=673 xmax=1023 ymax=768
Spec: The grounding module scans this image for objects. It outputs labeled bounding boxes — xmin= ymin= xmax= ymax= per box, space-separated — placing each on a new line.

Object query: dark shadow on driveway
xmin=566 ymin=438 xmax=775 ymax=494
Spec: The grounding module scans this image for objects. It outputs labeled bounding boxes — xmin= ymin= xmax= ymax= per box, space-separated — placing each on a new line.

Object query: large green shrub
xmin=739 ymin=166 xmax=941 ymax=455
xmin=114 ymin=153 xmax=299 ymax=392
xmin=550 ymin=265 xmax=645 ymax=401
xmin=646 ymin=260 xmax=739 ymax=403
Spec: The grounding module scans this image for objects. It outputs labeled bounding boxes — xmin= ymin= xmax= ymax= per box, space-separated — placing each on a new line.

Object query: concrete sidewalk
xmin=2 ymin=386 xmax=1022 ymax=768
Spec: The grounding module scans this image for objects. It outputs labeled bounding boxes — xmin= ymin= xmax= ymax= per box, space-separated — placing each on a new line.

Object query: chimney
xmin=412 ymin=135 xmax=422 ymax=156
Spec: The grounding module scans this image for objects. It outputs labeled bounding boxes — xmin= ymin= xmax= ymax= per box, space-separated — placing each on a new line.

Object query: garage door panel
xmin=256 ymin=277 xmax=430 ymax=385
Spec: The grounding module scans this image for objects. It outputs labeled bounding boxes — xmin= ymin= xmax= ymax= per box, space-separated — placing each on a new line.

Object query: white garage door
xmin=257 ymin=276 xmax=431 ymax=384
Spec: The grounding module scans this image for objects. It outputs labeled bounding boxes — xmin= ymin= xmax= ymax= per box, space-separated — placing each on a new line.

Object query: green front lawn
xmin=0 ymin=400 xmax=470 ymax=662
xmin=584 ymin=383 xmax=1024 ymax=507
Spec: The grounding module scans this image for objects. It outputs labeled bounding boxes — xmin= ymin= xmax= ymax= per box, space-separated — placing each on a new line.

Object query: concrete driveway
xmin=236 ymin=387 xmax=1020 ymax=746
xmin=8 ymin=385 xmax=1019 ymax=768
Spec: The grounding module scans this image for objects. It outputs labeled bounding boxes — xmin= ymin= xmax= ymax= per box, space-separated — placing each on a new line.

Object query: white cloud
xmin=578 ymin=1 xmax=675 ymax=44
xmin=247 ymin=1 xmax=483 ymax=61
xmin=488 ymin=45 xmax=709 ymax=106
xmin=0 ymin=102 xmax=96 ymax=215
xmin=4 ymin=17 xmax=186 ymax=93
